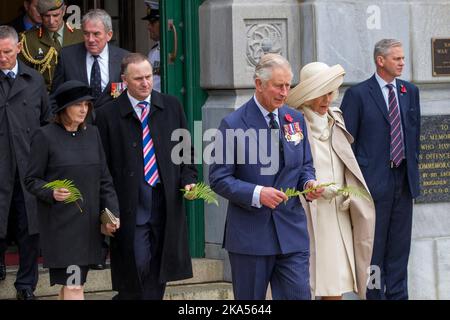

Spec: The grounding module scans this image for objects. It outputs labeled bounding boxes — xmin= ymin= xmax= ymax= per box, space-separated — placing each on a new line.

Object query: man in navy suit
xmin=52 ymin=9 xmax=129 ymax=109
xmin=209 ymin=53 xmax=323 ymax=300
xmin=341 ymin=39 xmax=421 ymax=300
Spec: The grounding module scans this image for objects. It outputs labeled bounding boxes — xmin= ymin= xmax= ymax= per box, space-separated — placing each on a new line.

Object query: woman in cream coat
xmin=286 ymin=62 xmax=375 ymax=300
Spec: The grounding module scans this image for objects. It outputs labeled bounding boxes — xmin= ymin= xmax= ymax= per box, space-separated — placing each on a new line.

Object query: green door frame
xmin=160 ymin=0 xmax=207 ymax=258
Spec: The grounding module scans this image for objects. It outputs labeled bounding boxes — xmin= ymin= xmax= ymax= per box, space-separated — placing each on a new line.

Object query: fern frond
xmin=279 ymin=188 xmax=301 ymax=204
xmin=181 ymin=182 xmax=219 ymax=206
xmin=43 ymin=179 xmax=83 ymax=212
xmin=298 ymin=182 xmax=336 ymax=195
xmin=281 ymin=183 xmax=336 ymax=204
xmin=337 ymin=185 xmax=371 ymax=202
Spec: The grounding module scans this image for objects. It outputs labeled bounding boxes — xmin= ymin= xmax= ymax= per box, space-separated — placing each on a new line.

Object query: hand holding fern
xmin=53 ymin=188 xmax=71 ymax=202
xmin=305 ymin=180 xmax=325 ymax=201
xmin=260 ymin=187 xmax=288 ymax=209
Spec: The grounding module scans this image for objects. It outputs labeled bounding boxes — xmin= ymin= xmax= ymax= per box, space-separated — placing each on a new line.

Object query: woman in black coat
xmin=25 ymin=80 xmax=120 ymax=300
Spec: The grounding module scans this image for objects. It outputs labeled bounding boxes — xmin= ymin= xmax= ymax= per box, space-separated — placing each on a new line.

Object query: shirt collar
xmin=1 ymin=60 xmax=19 ymax=76
xmin=127 ymin=91 xmax=151 ymax=108
xmin=253 ymin=95 xmax=279 ymax=118
xmin=51 ymin=25 xmax=64 ymax=40
xmin=375 ymin=72 xmax=397 ymax=89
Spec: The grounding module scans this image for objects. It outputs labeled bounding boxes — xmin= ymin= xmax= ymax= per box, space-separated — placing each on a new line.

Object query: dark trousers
xmin=229 ymin=251 xmax=311 ymax=300
xmin=0 ymin=175 xmax=39 ymax=291
xmin=367 ymin=162 xmax=413 ymax=300
xmin=117 ymin=182 xmax=166 ymax=300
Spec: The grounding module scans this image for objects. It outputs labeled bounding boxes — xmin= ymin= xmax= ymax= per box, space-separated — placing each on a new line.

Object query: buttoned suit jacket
xmin=209 ymin=98 xmax=316 ymax=256
xmin=340 ymin=75 xmax=421 ymax=201
xmin=51 ymin=42 xmax=129 ymax=109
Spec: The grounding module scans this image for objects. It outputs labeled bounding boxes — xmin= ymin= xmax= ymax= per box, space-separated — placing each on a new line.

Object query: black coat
xmin=95 ymin=90 xmax=197 ymax=292
xmin=24 ymin=123 xmax=119 ymax=268
xmin=0 ymin=61 xmax=50 ymax=238
xmin=51 ymin=43 xmax=129 ymax=109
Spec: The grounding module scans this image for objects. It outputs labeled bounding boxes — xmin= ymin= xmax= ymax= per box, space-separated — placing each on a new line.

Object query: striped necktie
xmin=138 ymin=101 xmax=160 ymax=186
xmin=386 ymin=84 xmax=405 ymax=167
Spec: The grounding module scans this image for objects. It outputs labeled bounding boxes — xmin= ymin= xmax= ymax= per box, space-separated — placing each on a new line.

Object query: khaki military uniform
xmin=19 ymin=23 xmax=83 ymax=90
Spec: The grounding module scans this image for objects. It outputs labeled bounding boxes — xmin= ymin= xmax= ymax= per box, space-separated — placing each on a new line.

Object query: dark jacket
xmin=209 ymin=98 xmax=316 ymax=255
xmin=95 ymin=90 xmax=197 ymax=293
xmin=24 ymin=123 xmax=119 ymax=268
xmin=51 ymin=43 xmax=129 ymax=109
xmin=341 ymin=75 xmax=421 ymax=200
xmin=0 ymin=60 xmax=50 ymax=238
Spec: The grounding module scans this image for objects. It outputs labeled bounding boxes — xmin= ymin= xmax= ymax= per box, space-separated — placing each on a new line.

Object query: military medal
xmin=111 ymin=82 xmax=127 ymax=98
xmin=283 ymin=122 xmax=304 ymax=145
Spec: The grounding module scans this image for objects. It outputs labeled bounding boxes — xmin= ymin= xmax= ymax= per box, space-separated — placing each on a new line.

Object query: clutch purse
xmin=100 ymin=208 xmax=119 ymax=225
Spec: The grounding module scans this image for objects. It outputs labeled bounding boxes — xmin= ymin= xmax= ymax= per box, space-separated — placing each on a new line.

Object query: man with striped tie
xmin=341 ymin=39 xmax=421 ymax=300
xmin=95 ymin=53 xmax=197 ymax=300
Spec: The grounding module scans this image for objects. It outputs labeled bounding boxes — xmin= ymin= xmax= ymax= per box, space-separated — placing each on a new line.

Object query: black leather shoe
xmin=16 ymin=289 xmax=36 ymax=300
xmin=0 ymin=263 xmax=5 ymax=281
xmin=89 ymin=263 xmax=105 ymax=270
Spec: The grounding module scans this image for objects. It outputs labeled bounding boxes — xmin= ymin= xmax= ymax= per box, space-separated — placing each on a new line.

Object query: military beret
xmin=37 ymin=0 xmax=65 ymax=14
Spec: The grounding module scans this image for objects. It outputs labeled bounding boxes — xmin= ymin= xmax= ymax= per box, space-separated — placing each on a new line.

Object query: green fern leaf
xmin=43 ymin=179 xmax=83 ymax=212
xmin=298 ymin=182 xmax=336 ymax=195
xmin=181 ymin=182 xmax=219 ymax=206
xmin=281 ymin=183 xmax=336 ymax=204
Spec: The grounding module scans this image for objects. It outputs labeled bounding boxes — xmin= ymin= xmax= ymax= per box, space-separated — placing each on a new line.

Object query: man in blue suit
xmin=341 ymin=39 xmax=421 ymax=300
xmin=209 ymin=53 xmax=323 ymax=300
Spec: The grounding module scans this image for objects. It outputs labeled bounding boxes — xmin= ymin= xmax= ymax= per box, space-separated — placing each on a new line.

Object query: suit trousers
xmin=0 ymin=172 xmax=39 ymax=291
xmin=367 ymin=161 xmax=413 ymax=300
xmin=133 ymin=182 xmax=166 ymax=300
xmin=228 ymin=250 xmax=311 ymax=300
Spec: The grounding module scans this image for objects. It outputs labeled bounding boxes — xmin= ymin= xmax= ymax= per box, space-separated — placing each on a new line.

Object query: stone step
xmin=0 ymin=258 xmax=225 ymax=300
xmin=36 ymin=282 xmax=233 ymax=300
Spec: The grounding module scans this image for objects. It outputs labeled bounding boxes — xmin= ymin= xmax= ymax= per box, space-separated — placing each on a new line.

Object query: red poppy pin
xmin=400 ymin=85 xmax=407 ymax=94
xmin=285 ymin=113 xmax=293 ymax=123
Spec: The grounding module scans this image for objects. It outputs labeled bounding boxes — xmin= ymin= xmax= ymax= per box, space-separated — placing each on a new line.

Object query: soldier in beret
xmin=19 ymin=0 xmax=83 ymax=90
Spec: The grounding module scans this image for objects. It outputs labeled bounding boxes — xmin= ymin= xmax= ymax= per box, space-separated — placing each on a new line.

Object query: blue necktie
xmin=387 ymin=84 xmax=405 ymax=167
xmin=90 ymin=55 xmax=102 ymax=98
xmin=6 ymin=71 xmax=15 ymax=79
xmin=138 ymin=101 xmax=160 ymax=186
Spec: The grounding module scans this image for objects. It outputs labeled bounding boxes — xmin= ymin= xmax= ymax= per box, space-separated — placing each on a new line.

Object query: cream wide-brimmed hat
xmin=286 ymin=62 xmax=345 ymax=109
